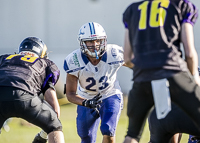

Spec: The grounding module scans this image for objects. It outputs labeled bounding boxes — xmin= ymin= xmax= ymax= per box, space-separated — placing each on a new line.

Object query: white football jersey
xmin=63 ymin=44 xmax=124 ymax=100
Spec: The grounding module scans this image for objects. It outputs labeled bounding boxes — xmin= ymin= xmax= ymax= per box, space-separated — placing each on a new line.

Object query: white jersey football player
xmin=64 ymin=22 xmax=124 ymax=143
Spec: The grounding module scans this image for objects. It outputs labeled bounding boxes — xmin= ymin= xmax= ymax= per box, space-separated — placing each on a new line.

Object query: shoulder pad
xmin=63 ymin=49 xmax=85 ymax=73
xmin=106 ymin=44 xmax=124 ymax=61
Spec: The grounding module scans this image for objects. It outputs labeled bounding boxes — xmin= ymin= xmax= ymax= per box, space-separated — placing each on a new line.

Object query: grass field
xmin=0 ymin=97 xmax=189 ymax=143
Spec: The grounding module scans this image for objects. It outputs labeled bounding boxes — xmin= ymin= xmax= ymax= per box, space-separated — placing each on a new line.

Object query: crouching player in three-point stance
xmin=64 ymin=22 xmax=124 ymax=143
xmin=0 ymin=37 xmax=65 ymax=143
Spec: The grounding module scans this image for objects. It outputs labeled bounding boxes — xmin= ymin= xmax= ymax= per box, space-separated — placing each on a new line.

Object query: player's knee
xmin=80 ymin=136 xmax=94 ymax=143
xmin=77 ymin=128 xmax=88 ymax=138
xmin=47 ymin=126 xmax=63 ymax=134
xmin=78 ymin=132 xmax=95 ymax=143
xmin=126 ymin=131 xmax=140 ymax=142
xmin=45 ymin=122 xmax=63 ymax=134
xmin=100 ymin=124 xmax=115 ymax=136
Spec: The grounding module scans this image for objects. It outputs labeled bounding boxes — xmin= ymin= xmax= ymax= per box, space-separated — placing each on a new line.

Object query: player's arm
xmin=170 ymin=133 xmax=182 ymax=143
xmin=65 ymin=73 xmax=102 ymax=108
xmin=44 ymin=88 xmax=60 ymax=118
xmin=42 ymin=62 xmax=61 ymax=117
xmin=123 ymin=29 xmax=134 ymax=69
xmin=33 ymin=82 xmax=61 ymax=143
xmin=65 ymin=73 xmax=85 ymax=105
xmin=181 ymin=23 xmax=200 ymax=85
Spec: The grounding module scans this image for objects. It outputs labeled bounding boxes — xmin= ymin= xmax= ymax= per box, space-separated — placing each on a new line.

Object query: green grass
xmin=0 ymin=97 xmax=189 ymax=143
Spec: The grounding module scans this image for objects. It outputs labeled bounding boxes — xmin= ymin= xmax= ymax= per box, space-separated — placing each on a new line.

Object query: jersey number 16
xmin=138 ymin=0 xmax=170 ymax=30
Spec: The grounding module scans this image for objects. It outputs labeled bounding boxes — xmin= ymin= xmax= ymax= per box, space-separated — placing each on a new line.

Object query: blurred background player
xmin=0 ymin=37 xmax=65 ymax=143
xmin=148 ymin=103 xmax=200 ymax=143
xmin=122 ymin=0 xmax=200 ymax=143
xmin=148 ymin=67 xmax=200 ymax=143
xmin=64 ymin=22 xmax=124 ymax=143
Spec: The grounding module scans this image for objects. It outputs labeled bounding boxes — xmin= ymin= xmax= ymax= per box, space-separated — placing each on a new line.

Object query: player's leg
xmin=48 ymin=130 xmax=65 ymax=143
xmin=0 ymin=101 xmax=11 ymax=134
xmin=148 ymin=105 xmax=177 ymax=143
xmin=123 ymin=136 xmax=138 ymax=143
xmin=0 ymin=87 xmax=22 ymax=134
xmin=99 ymin=94 xmax=123 ymax=143
xmin=18 ymin=96 xmax=64 ymax=143
xmin=124 ymin=82 xmax=154 ymax=143
xmin=103 ymin=135 xmax=115 ymax=143
xmin=169 ymin=72 xmax=200 ymax=130
xmin=76 ymin=105 xmax=100 ymax=143
xmin=149 ymin=102 xmax=200 ymax=143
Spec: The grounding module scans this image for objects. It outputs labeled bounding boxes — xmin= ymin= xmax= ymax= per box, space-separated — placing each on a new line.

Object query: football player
xmin=148 ymin=103 xmax=200 ymax=143
xmin=0 ymin=37 xmax=65 ymax=143
xmin=63 ymin=22 xmax=124 ymax=143
xmin=122 ymin=0 xmax=200 ymax=143
xmin=148 ymin=67 xmax=200 ymax=143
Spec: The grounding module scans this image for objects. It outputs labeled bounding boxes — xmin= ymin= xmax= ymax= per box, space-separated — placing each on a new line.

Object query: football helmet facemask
xmin=19 ymin=37 xmax=48 ymax=58
xmin=78 ymin=22 xmax=107 ymax=59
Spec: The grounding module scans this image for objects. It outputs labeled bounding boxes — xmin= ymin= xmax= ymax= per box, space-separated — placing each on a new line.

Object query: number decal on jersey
xmin=86 ymin=77 xmax=96 ymax=91
xmin=21 ymin=55 xmax=38 ymax=63
xmin=138 ymin=0 xmax=170 ymax=30
xmin=138 ymin=1 xmax=148 ymax=30
xmin=6 ymin=54 xmax=38 ymax=63
xmin=85 ymin=76 xmax=109 ymax=91
xmin=6 ymin=54 xmax=19 ymax=60
xmin=99 ymin=76 xmax=109 ymax=90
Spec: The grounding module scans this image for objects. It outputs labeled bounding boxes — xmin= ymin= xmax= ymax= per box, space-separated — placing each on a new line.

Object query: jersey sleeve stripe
xmin=108 ymin=60 xmax=124 ymax=65
xmin=67 ymin=67 xmax=85 ymax=73
xmin=63 ymin=60 xmax=69 ymax=71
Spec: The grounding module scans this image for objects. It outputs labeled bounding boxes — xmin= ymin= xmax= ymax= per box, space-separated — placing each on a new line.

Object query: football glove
xmin=82 ymin=93 xmax=102 ymax=109
xmin=191 ymin=136 xmax=200 ymax=143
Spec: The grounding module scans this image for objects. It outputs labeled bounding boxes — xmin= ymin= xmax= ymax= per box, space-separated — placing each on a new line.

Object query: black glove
xmin=91 ymin=108 xmax=100 ymax=118
xmin=82 ymin=93 xmax=102 ymax=108
xmin=191 ymin=136 xmax=200 ymax=143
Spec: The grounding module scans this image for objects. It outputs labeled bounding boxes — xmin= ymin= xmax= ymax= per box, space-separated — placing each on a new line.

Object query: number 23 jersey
xmin=64 ymin=44 xmax=124 ymax=100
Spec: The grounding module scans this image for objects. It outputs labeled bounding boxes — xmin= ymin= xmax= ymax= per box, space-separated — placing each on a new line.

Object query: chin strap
xmin=95 ymin=50 xmax=99 ymax=59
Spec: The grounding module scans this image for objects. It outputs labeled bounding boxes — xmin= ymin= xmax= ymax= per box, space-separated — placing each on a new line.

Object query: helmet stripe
xmin=89 ymin=22 xmax=95 ymax=35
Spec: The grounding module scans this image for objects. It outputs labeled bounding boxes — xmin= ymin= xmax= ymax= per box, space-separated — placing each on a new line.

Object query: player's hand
xmin=194 ymin=75 xmax=200 ymax=86
xmin=191 ymin=136 xmax=200 ymax=142
xmin=82 ymin=93 xmax=102 ymax=108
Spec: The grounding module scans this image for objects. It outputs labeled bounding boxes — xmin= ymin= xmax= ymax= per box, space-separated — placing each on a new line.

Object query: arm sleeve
xmin=42 ymin=80 xmax=56 ymax=94
xmin=0 ymin=55 xmax=9 ymax=66
xmin=42 ymin=62 xmax=60 ymax=94
xmin=63 ymin=55 xmax=80 ymax=78
xmin=116 ymin=45 xmax=125 ymax=66
xmin=123 ymin=4 xmax=133 ymax=29
xmin=182 ymin=1 xmax=198 ymax=26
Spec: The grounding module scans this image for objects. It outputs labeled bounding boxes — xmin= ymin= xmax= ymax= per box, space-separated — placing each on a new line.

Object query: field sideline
xmin=0 ymin=96 xmax=189 ymax=143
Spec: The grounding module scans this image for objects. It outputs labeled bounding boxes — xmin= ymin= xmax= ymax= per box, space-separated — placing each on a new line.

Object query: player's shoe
xmin=32 ymin=133 xmax=47 ymax=143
